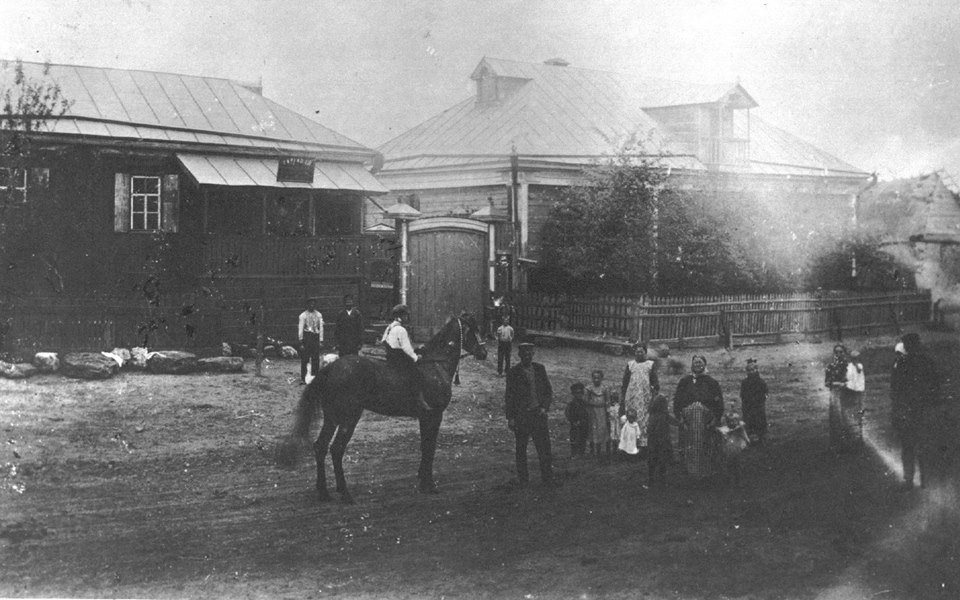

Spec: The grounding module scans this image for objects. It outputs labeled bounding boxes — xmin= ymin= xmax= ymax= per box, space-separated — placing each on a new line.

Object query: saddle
xmin=379 ymin=346 xmax=432 ymax=413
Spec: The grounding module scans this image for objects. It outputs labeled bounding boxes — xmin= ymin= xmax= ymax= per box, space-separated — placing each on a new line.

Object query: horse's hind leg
xmin=330 ymin=420 xmax=358 ymax=504
xmin=314 ymin=419 xmax=337 ymax=502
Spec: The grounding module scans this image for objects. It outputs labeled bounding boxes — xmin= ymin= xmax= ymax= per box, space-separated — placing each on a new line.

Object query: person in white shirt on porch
xmin=298 ymin=298 xmax=324 ymax=384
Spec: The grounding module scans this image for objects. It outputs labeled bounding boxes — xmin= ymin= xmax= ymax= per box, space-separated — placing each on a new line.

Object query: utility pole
xmin=510 ymin=145 xmax=520 ymax=292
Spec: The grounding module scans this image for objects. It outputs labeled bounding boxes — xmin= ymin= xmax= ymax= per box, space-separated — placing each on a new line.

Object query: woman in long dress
xmin=620 ymin=342 xmax=660 ymax=452
xmin=584 ymin=369 xmax=610 ymax=457
xmin=823 ymin=344 xmax=849 ymax=453
xmin=681 ymin=401 xmax=717 ymax=482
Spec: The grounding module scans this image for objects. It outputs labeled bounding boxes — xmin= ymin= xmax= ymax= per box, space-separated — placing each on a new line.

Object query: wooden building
xmin=373 ymin=57 xmax=873 ymax=333
xmin=858 ymin=172 xmax=960 ymax=303
xmin=0 ymin=60 xmax=391 ymax=351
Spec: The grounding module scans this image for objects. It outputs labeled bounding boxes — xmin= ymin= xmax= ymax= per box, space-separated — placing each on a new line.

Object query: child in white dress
xmin=606 ymin=391 xmax=621 ymax=458
xmin=618 ymin=408 xmax=641 ymax=460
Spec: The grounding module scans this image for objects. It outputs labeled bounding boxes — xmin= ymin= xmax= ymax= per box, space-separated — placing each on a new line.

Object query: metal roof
xmin=176 ymin=154 xmax=388 ymax=193
xmin=859 ymin=173 xmax=960 ymax=243
xmin=380 ymin=57 xmax=867 ymax=179
xmin=1 ymin=60 xmax=370 ymax=154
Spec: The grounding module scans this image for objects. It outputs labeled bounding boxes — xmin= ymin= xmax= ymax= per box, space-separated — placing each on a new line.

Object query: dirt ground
xmin=2 ymin=331 xmax=960 ymax=599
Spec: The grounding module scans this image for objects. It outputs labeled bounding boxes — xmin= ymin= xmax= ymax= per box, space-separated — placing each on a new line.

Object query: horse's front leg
xmin=330 ymin=420 xmax=358 ymax=504
xmin=314 ymin=419 xmax=337 ymax=502
xmin=418 ymin=410 xmax=444 ymax=494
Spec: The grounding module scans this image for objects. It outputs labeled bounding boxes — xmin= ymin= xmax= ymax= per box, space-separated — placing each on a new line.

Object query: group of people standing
xmin=296 ymin=295 xmax=364 ymax=384
xmin=823 ymin=343 xmax=867 ymax=453
xmin=507 ymin=340 xmax=771 ymax=488
xmin=824 ymin=333 xmax=945 ymax=490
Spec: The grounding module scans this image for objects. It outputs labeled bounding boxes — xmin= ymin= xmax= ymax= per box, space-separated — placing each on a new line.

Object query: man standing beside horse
xmin=505 ymin=341 xmax=559 ymax=487
xmin=335 ymin=294 xmax=364 ymax=356
xmin=297 ymin=298 xmax=324 ymax=385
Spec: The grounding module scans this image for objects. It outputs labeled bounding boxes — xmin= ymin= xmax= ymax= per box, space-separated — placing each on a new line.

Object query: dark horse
xmin=277 ymin=313 xmax=487 ymax=503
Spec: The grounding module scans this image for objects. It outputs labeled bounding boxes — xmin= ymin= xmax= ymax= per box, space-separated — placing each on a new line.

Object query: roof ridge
xmin=479 ymin=56 xmax=739 ymax=88
xmin=2 ymin=58 xmax=258 ymax=92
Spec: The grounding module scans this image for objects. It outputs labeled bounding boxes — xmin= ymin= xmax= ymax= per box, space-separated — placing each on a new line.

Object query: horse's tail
xmin=275 ymin=369 xmax=326 ymax=469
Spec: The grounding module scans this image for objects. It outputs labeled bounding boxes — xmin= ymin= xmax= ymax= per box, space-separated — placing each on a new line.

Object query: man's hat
xmin=746 ymin=358 xmax=757 ymax=364
xmin=570 ymin=382 xmax=585 ymax=392
xmin=518 ymin=341 xmax=535 ymax=349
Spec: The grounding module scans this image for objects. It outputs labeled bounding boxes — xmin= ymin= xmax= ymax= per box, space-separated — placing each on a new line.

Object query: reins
xmin=417 ymin=317 xmax=480 ymax=385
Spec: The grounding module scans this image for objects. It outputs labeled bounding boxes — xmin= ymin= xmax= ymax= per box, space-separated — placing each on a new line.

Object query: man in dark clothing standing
xmin=891 ymin=333 xmax=941 ymax=490
xmin=334 ymin=294 xmax=364 ymax=356
xmin=505 ymin=342 xmax=557 ymax=486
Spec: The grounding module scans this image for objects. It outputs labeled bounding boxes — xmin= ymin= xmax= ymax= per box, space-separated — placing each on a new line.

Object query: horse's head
xmin=421 ymin=313 xmax=487 ymax=361
xmin=458 ymin=312 xmax=487 ymax=360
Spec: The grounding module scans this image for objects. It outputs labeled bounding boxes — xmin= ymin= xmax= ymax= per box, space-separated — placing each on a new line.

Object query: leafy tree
xmin=0 ymin=60 xmax=72 ymax=296
xmin=537 ymin=151 xmax=785 ymax=295
xmin=806 ymin=232 xmax=914 ymax=291
xmin=539 ymin=153 xmax=658 ymax=293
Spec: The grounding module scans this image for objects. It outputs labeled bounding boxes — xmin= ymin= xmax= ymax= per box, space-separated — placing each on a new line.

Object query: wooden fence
xmin=1 ymin=290 xmax=933 ymax=355
xmin=514 ymin=290 xmax=932 ymax=348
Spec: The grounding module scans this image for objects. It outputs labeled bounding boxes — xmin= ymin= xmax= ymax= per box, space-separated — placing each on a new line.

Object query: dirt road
xmin=2 ymin=334 xmax=959 ymax=598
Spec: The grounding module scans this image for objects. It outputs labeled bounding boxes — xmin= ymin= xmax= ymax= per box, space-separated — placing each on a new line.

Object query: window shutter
xmin=114 ymin=173 xmax=130 ymax=232
xmin=161 ymin=174 xmax=179 ymax=233
xmin=28 ymin=168 xmax=50 ymax=202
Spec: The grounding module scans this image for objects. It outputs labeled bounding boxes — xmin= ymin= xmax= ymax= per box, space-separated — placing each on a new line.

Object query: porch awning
xmin=176 ymin=154 xmax=388 ymax=194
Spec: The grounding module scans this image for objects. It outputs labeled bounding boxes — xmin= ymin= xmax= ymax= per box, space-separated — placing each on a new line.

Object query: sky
xmin=2 ymin=0 xmax=959 ymax=182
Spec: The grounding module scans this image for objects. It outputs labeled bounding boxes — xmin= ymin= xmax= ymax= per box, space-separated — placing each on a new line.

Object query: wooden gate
xmin=408 ymin=217 xmax=487 ymax=340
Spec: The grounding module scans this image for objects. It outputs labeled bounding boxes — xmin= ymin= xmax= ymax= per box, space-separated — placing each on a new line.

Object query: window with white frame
xmin=0 ymin=168 xmax=27 ymax=203
xmin=130 ymin=176 xmax=161 ymax=231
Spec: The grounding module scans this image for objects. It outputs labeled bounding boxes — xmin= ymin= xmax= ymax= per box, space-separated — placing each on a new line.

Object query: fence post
xmin=719 ymin=309 xmax=733 ymax=350
xmin=832 ymin=306 xmax=843 ymax=342
xmin=888 ymin=302 xmax=901 ymax=336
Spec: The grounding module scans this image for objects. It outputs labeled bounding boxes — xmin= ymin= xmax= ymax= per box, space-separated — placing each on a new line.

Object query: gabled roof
xmin=1 ymin=60 xmax=372 ymax=156
xmin=858 ymin=172 xmax=960 ymax=243
xmin=381 ymin=58 xmax=670 ymax=160
xmin=471 ymin=57 xmax=758 ymax=109
xmin=379 ymin=57 xmax=866 ymax=179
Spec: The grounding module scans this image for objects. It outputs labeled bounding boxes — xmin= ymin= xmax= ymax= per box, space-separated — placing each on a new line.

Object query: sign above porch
xmin=277 ymin=157 xmax=315 ymax=183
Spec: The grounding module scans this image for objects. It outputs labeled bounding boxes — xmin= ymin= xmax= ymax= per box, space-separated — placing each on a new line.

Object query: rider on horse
xmin=380 ymin=304 xmax=430 ymax=412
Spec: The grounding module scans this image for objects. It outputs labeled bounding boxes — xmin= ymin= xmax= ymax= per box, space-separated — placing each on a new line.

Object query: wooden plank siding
xmin=515 ymin=291 xmax=932 ymax=348
xmin=0 ymin=233 xmax=398 ymax=353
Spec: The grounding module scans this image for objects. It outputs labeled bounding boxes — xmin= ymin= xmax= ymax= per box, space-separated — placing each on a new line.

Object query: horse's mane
xmin=420 ymin=315 xmax=461 ymax=356
xmin=419 ymin=313 xmax=477 ymax=357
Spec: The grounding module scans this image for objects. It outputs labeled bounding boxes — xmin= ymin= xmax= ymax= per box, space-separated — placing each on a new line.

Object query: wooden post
xmin=255 ymin=299 xmax=265 ymax=377
xmin=399 ymin=220 xmax=410 ymax=306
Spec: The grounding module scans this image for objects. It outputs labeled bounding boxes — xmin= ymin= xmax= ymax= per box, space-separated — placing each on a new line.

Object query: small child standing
xmin=739 ymin=358 xmax=769 ymax=445
xmin=584 ymin=369 xmax=610 ymax=458
xmin=495 ymin=317 xmax=514 ymax=376
xmin=565 ymin=382 xmax=590 ymax=457
xmin=618 ymin=408 xmax=641 ymax=460
xmin=606 ymin=391 xmax=621 ymax=458
xmin=647 ymin=394 xmax=678 ymax=486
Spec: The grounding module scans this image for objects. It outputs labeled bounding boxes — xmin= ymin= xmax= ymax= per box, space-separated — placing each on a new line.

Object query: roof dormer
xmin=470 ymin=58 xmax=531 ymax=106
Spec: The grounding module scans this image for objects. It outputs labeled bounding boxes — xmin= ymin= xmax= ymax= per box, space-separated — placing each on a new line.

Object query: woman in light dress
xmin=620 ymin=342 xmax=660 ymax=453
xmin=584 ymin=369 xmax=610 ymax=457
